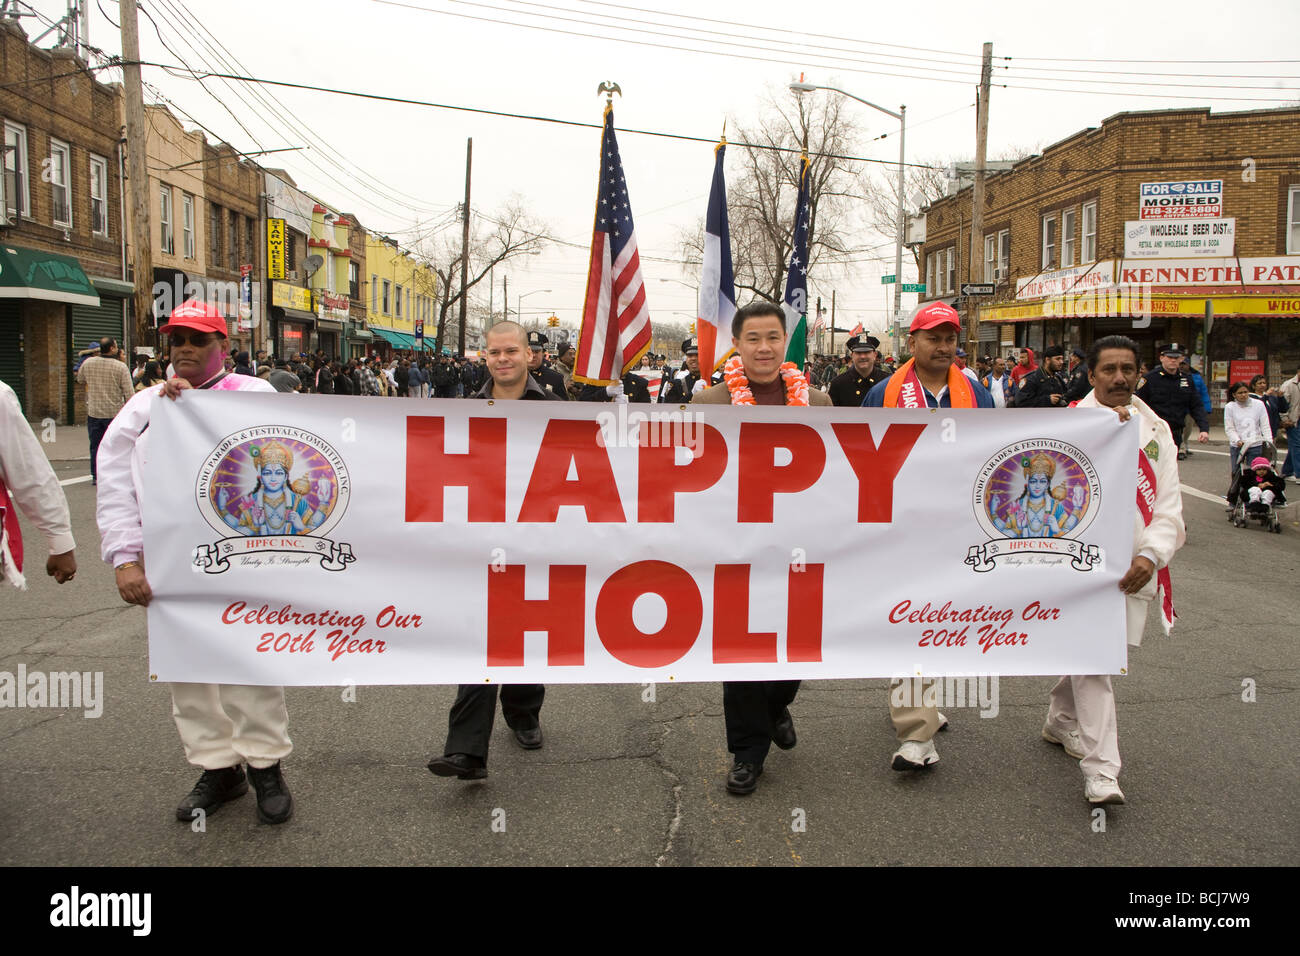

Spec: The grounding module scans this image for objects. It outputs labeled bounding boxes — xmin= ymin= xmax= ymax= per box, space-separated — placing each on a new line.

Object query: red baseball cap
xmin=909 ymin=301 xmax=962 ymax=334
xmin=159 ymin=299 xmax=228 ymax=337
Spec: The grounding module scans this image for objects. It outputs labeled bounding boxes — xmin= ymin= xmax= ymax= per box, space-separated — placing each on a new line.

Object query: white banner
xmin=1016 ymin=262 xmax=1115 ymax=301
xmin=142 ymin=395 xmax=1138 ymax=685
xmin=1124 ymin=218 xmax=1235 ymax=259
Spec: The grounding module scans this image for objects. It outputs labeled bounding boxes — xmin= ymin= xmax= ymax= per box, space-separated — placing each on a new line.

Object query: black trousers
xmin=723 ymin=680 xmax=800 ymax=765
xmin=443 ymin=684 xmax=544 ymax=760
xmin=87 ymin=416 xmax=111 ymax=481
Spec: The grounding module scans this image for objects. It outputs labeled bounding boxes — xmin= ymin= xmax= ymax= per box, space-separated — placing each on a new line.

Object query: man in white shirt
xmin=982 ymin=356 xmax=1016 ymax=408
xmin=1048 ymin=334 xmax=1185 ymax=805
xmin=0 ymin=380 xmax=77 ymax=589
xmin=96 ymin=300 xmax=295 ymax=826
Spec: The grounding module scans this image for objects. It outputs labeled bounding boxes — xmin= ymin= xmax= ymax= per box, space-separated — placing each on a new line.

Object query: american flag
xmin=575 ymin=107 xmax=651 ymax=385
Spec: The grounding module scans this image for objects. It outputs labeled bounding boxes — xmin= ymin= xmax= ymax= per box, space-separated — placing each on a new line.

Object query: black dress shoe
xmin=427 ymin=753 xmax=488 ymax=780
xmin=772 ymin=709 xmax=797 ymax=750
xmin=512 ymin=724 xmax=543 ymax=750
xmin=726 ymin=761 xmax=763 ymax=795
xmin=176 ymin=765 xmax=248 ymax=822
xmin=246 ymin=762 xmax=294 ymax=824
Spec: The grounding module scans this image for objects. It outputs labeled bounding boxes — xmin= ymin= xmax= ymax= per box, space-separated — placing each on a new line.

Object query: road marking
xmin=1180 ymin=484 xmax=1227 ymax=504
xmin=59 ymin=475 xmax=92 ymax=486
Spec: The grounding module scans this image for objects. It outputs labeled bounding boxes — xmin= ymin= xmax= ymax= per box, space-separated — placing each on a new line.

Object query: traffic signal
xmin=547 ymin=315 xmax=559 ymax=327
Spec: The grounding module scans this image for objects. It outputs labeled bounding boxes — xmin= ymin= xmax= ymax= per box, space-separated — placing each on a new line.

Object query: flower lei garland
xmin=722 ymin=354 xmax=810 ymax=406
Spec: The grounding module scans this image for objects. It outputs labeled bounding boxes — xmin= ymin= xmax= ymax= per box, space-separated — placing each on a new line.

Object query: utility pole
xmin=502 ymin=273 xmax=508 ymax=321
xmin=456 ymin=137 xmax=472 ymax=357
xmin=829 ymin=289 xmax=836 ymax=355
xmin=967 ymin=41 xmax=993 ymax=352
xmin=120 ymin=0 xmax=153 ymax=347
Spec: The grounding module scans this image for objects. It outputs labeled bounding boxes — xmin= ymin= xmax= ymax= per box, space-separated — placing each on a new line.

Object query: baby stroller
xmin=1227 ymin=445 xmax=1284 ymax=533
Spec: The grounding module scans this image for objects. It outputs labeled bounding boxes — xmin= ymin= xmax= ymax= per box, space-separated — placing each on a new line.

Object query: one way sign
xmin=961 ymin=283 xmax=995 ymax=296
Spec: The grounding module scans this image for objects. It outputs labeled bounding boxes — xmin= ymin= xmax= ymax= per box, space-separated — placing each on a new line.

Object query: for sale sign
xmin=1139 ymin=181 xmax=1223 ymax=220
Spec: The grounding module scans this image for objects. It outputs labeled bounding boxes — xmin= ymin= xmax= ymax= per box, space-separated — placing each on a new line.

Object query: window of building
xmin=382 ymin=279 xmax=391 ymax=315
xmin=984 ymin=234 xmax=996 ymax=283
xmin=244 ymin=216 xmax=254 ymax=267
xmin=999 ymin=231 xmax=1011 ymax=278
xmin=1041 ymin=215 xmax=1057 ymax=270
xmin=286 ymin=233 xmax=297 ymax=273
xmin=371 ymin=275 xmax=378 ymax=310
xmin=1082 ymin=201 xmax=1097 ymax=263
xmin=944 ymin=247 xmax=955 ymax=295
xmin=926 ymin=253 xmax=935 ymax=296
xmin=159 ymin=185 xmax=174 ymax=254
xmin=89 ymin=154 xmax=108 ymax=236
xmin=395 ymin=284 xmax=403 ymax=318
xmin=3 ymin=122 xmax=29 ymax=219
xmin=1287 ymin=186 xmax=1300 ymax=254
xmin=349 ymin=261 xmax=360 ymax=300
xmin=49 ymin=139 xmax=71 ymax=227
xmin=229 ymin=210 xmax=239 ymax=271
xmin=1061 ymin=208 xmax=1076 ymax=267
xmin=182 ymin=193 xmax=195 ymax=259
xmin=209 ymin=202 xmax=221 ymax=262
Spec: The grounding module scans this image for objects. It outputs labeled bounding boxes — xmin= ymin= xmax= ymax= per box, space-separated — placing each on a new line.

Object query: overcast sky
xmin=25 ymin=0 xmax=1300 ymax=342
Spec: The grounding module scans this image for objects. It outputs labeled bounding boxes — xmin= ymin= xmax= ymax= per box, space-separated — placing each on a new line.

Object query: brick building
xmin=917 ymin=107 xmax=1300 ymax=406
xmin=201 ymin=140 xmax=261 ymax=357
xmin=1 ymin=21 xmax=130 ymax=423
xmin=340 ymin=212 xmax=371 ymax=359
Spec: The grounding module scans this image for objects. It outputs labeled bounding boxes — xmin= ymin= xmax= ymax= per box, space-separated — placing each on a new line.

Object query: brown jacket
xmin=691 ymin=380 xmax=833 ymax=406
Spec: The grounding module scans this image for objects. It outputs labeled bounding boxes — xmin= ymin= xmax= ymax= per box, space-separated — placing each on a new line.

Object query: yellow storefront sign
xmin=982 ymin=292 xmax=1300 ymax=323
xmin=271 ymin=281 xmax=312 ymax=312
xmin=266 ymin=218 xmax=286 ymax=280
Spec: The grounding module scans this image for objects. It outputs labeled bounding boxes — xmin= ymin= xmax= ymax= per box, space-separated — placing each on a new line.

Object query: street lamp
xmin=516 ymin=289 xmax=552 ymax=330
xmin=791 ymin=80 xmax=905 ymax=359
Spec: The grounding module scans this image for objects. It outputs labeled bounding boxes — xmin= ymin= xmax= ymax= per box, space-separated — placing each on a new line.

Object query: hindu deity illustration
xmin=989 ymin=452 xmax=1086 ymax=539
xmin=213 ymin=439 xmax=334 ymax=536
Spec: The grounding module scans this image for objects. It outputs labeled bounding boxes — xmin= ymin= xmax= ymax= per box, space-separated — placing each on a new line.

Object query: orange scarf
xmin=882 ymin=359 xmax=976 ymax=408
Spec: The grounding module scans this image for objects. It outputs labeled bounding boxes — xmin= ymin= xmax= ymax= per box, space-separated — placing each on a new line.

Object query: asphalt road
xmin=1 ymin=442 xmax=1296 ymax=866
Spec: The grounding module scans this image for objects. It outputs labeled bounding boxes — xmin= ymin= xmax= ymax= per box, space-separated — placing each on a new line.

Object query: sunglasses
xmin=169 ymin=331 xmax=218 ymax=347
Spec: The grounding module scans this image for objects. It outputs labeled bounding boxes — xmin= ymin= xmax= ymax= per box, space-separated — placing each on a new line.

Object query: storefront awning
xmin=0 ymin=245 xmax=100 ymax=306
xmin=348 ymin=327 xmax=374 ymax=341
xmin=371 ymin=327 xmax=410 ymax=348
xmin=982 ymin=291 xmax=1300 ymax=324
xmin=271 ymin=305 xmax=316 ymax=325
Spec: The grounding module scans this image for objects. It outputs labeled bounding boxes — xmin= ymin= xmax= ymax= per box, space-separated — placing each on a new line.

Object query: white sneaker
xmin=1042 ymin=722 xmax=1086 ymax=759
xmin=1085 ymin=773 xmax=1125 ymax=805
xmin=937 ymin=711 xmax=949 ymax=731
xmin=891 ymin=739 xmax=939 ymax=771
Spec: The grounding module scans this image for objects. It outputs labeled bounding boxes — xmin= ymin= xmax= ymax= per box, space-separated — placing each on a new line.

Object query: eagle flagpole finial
xmin=597 ymin=81 xmax=622 ymax=106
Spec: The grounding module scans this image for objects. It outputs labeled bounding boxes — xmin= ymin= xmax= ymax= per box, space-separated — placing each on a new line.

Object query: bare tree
xmin=678 ymin=87 xmax=865 ymax=303
xmin=410 ymin=197 xmax=549 ymax=354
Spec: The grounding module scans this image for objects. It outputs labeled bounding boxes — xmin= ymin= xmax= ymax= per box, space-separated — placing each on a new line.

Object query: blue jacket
xmin=1188 ymin=369 xmax=1211 ymax=414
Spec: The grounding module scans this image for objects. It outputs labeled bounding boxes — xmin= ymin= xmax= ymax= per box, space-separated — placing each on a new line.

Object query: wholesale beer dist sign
xmin=142 ymin=393 xmax=1138 ymax=686
xmin=1139 ymin=180 xmax=1223 ymax=220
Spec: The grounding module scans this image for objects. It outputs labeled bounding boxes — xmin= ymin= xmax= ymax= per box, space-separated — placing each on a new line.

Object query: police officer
xmin=525 ymin=330 xmax=570 ymax=400
xmin=577 ymin=368 xmax=652 ymax=403
xmin=827 ymin=335 xmax=886 ymax=407
xmin=1063 ymin=346 xmax=1091 ymax=404
xmin=1014 ymin=345 xmax=1070 ymax=407
xmin=1136 ymin=342 xmax=1208 ymax=460
xmin=663 ymin=338 xmax=703 ymax=403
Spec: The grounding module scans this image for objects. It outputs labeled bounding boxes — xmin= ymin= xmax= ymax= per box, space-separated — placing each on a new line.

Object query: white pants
xmin=170 ymin=683 xmax=292 ymax=770
xmin=1248 ymin=487 xmax=1275 ymax=505
xmin=1044 ymin=597 xmax=1149 ymax=779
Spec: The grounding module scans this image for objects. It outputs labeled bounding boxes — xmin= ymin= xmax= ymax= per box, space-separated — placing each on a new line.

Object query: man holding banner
xmin=866 ymin=301 xmax=994 ymax=771
xmin=427 ymin=321 xmax=561 ymax=782
xmin=1050 ymin=335 xmax=1185 ymax=805
xmin=693 ymin=301 xmax=831 ymax=795
xmin=95 ymin=300 xmax=296 ymax=825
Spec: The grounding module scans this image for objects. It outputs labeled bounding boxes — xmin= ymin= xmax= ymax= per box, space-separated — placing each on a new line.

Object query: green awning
xmin=0 ymin=245 xmax=100 ymax=307
xmin=371 ymin=327 xmax=408 ymax=347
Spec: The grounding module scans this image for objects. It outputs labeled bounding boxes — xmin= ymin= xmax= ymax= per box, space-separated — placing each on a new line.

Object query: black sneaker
xmin=176 ymin=766 xmax=248 ymax=822
xmin=246 ymin=762 xmax=294 ymax=824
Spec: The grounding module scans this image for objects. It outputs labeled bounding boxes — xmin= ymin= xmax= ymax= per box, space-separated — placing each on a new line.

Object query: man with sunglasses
xmin=96 ymin=300 xmax=296 ymax=826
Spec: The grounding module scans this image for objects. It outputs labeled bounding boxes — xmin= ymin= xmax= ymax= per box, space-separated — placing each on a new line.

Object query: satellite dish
xmin=304 ymin=254 xmax=325 ymax=277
